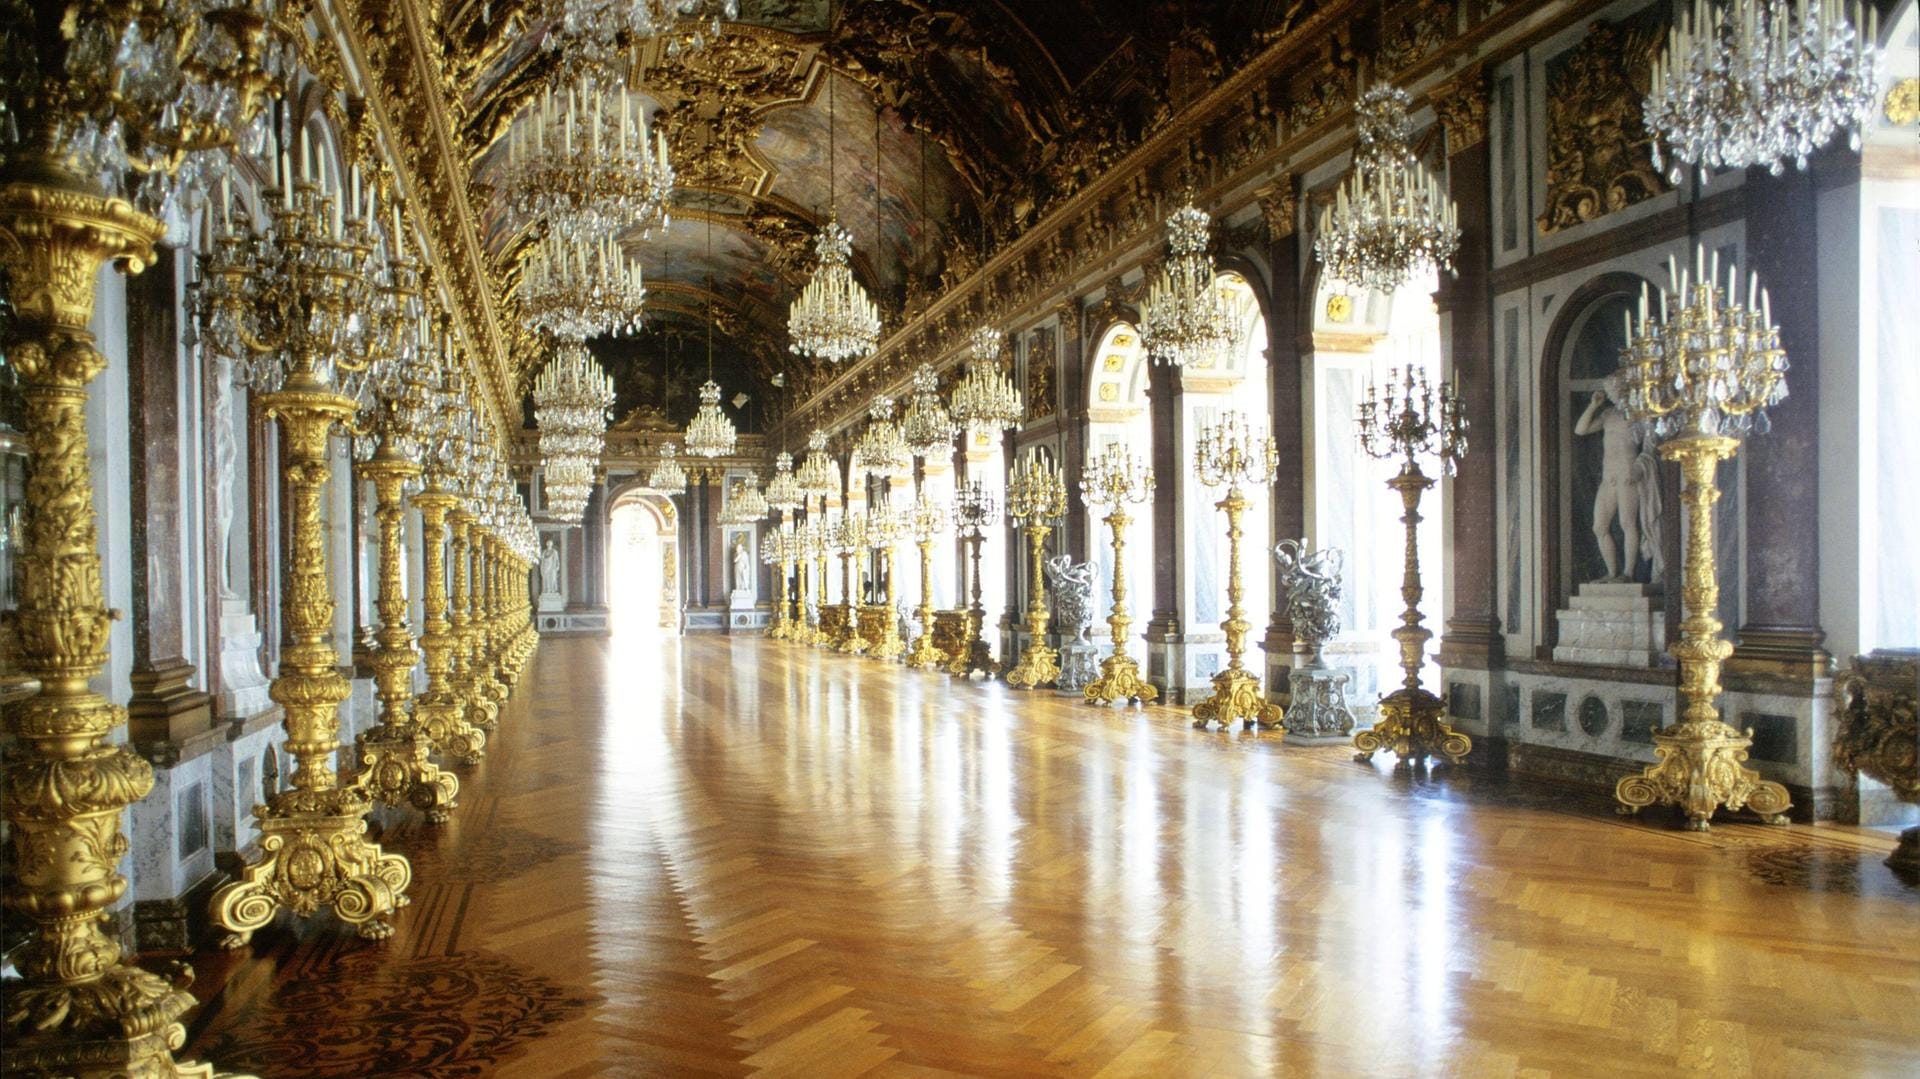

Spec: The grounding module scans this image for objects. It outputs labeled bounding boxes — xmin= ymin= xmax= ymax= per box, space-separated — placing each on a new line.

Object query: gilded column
xmin=413 ymin=490 xmax=484 ymax=762
xmin=448 ymin=509 xmax=497 ymax=732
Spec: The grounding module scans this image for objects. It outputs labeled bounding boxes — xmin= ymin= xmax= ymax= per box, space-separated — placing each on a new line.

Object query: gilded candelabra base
xmin=355 ymin=728 xmax=460 ymax=823
xmin=1612 ymin=435 xmax=1791 ymax=830
xmin=208 ymin=787 xmax=413 ymax=946
xmin=947 ymin=609 xmax=997 ymax=677
xmin=837 ymin=622 xmax=870 ymax=656
xmin=1191 ymin=667 xmax=1281 ymax=730
xmin=870 ymin=628 xmax=904 ymax=660
xmin=1353 ymin=686 xmax=1471 ymax=766
xmin=2 ymin=967 xmax=251 ymax=1078
xmin=395 ymin=689 xmax=482 ymax=762
xmin=1084 ymin=652 xmax=1157 ymax=706
xmin=1614 ymin=719 xmax=1792 ymax=830
xmin=1005 ymin=641 xmax=1060 ymax=689
xmin=906 ymin=628 xmax=944 ymax=670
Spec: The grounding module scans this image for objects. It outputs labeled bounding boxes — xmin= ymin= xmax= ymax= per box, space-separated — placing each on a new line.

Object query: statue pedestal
xmin=1553 ymin=582 xmax=1665 ymax=667
xmin=1283 ymin=659 xmax=1356 ymax=744
xmin=537 ymin=591 xmax=566 ymax=613
xmin=730 ymin=589 xmax=756 ymax=611
xmin=1055 ymin=641 xmax=1100 ymax=696
xmin=217 ymin=598 xmax=273 ymax=719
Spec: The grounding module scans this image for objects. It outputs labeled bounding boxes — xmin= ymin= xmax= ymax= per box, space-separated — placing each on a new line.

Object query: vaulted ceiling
xmin=433 ymin=1 xmax=1314 ymax=422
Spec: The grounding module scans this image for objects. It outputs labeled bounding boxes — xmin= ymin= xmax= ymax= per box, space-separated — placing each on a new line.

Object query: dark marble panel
xmin=1449 ymin=682 xmax=1483 ymax=721
xmin=1621 ymin=699 xmax=1664 ymax=743
xmin=1577 ymin=695 xmax=1610 ymax=738
xmin=1530 ymin=690 xmax=1567 ymax=732
xmin=1743 ymin=712 xmax=1799 ymax=765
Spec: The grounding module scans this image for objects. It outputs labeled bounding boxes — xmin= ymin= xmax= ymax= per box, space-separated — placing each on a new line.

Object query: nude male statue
xmin=1573 ymin=375 xmax=1663 ymax=582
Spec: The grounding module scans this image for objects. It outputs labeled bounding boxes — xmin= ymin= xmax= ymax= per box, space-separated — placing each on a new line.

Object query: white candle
xmin=281 ymin=151 xmax=294 ymax=209
xmin=220 ymin=174 xmax=231 ymax=231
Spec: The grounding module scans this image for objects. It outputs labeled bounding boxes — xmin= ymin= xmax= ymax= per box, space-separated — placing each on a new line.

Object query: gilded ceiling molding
xmin=329 ymin=0 xmax=517 ymax=438
xmin=1256 ymin=174 xmax=1299 ymax=240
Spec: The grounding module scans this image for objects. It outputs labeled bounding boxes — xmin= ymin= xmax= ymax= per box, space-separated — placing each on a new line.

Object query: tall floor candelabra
xmin=764 ymin=528 xmax=791 ymax=639
xmin=1614 ymin=249 xmax=1792 ymax=829
xmin=868 ymin=508 xmax=906 ymax=659
xmin=1351 ymin=366 xmax=1473 ymax=767
xmin=906 ymin=495 xmax=949 ymax=670
xmin=1081 ymin=444 xmax=1158 ymax=705
xmin=413 ymin=392 xmax=488 ymax=763
xmin=950 ymin=480 xmax=1000 ymax=677
xmin=833 ymin=513 xmax=869 ymax=654
xmin=1005 ymin=450 xmax=1068 ymax=688
xmin=202 ymin=163 xmax=412 ymax=945
xmin=1191 ymin=412 xmax=1282 ymax=730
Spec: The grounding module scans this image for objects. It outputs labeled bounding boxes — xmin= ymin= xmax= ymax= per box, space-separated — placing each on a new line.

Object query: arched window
xmin=607 ymin=487 xmax=680 ymax=636
xmin=1084 ymin=323 xmax=1154 ymax=651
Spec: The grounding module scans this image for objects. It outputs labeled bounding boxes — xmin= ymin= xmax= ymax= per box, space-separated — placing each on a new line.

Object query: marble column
xmin=1432 ymin=68 xmax=1505 ymax=669
xmin=1258 ymin=176 xmax=1308 ymax=684
xmin=1056 ymin=300 xmax=1092 ymax=564
xmin=125 ymin=250 xmax=212 ymax=746
xmin=1145 ymin=359 xmax=1186 ymax=698
xmin=1727 ymin=156 xmax=1841 ymax=679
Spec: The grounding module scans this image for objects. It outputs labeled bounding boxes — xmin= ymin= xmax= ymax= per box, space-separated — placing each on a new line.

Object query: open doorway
xmin=608 ymin=490 xmax=680 ymax=637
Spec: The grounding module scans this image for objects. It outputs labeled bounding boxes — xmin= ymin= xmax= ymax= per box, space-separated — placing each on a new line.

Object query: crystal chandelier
xmin=788 ymin=218 xmax=882 ymax=363
xmin=684 ymin=379 xmax=737 ymax=457
xmin=519 ymin=231 xmax=646 ymax=342
xmin=852 ymin=396 xmax=911 ymax=479
xmin=797 ymin=428 xmax=840 ymax=498
xmin=902 ymin=363 xmax=957 ymax=459
xmin=766 ymin=451 xmax=806 ymax=512
xmin=533 ymin=342 xmax=616 ymax=524
xmin=718 ymin=473 xmax=769 ymax=525
xmin=949 ymin=327 xmax=1024 ymax=431
xmin=6 ymin=0 xmax=286 ymax=216
xmin=1314 ymin=85 xmax=1461 ymax=294
xmin=1140 ymin=200 xmax=1236 ymax=367
xmin=538 ymin=0 xmax=739 ymax=87
xmin=1647 ymin=0 xmax=1881 ymax=180
xmin=647 ymin=442 xmax=689 ymax=493
xmin=500 ymin=81 xmax=674 ymax=243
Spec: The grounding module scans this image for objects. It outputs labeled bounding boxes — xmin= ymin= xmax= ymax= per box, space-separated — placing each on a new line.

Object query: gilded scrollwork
xmin=1537 ymin=15 xmax=1670 ymax=235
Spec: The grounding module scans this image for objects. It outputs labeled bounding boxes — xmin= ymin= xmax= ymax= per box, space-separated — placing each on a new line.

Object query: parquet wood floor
xmin=181 ymin=635 xmax=1920 ymax=1078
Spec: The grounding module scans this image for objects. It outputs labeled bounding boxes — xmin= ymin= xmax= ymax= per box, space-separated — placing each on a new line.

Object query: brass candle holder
xmin=1613 ymin=249 xmax=1792 ymax=830
xmin=1351 ymin=365 xmax=1473 ymax=767
xmin=201 ymin=163 xmax=411 ymax=945
xmin=906 ymin=495 xmax=949 ymax=670
xmin=1081 ymin=444 xmax=1158 ymax=705
xmin=950 ymin=480 xmax=1000 ymax=677
xmin=1191 ymin=411 xmax=1282 ymax=731
xmin=1005 ymin=450 xmax=1068 ymax=689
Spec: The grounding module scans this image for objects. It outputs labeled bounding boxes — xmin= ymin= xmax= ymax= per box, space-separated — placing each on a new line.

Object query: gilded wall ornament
xmin=1432 ymin=65 xmax=1489 ymax=151
xmin=1537 ymin=15 xmax=1671 ymax=235
xmin=1888 ymin=78 xmax=1920 ymax=126
xmin=1026 ymin=328 xmax=1057 ymax=421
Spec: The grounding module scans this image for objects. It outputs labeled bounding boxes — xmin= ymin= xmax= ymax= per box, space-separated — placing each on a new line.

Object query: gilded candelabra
xmin=1613 ymin=250 xmax=1792 ymax=829
xmin=1005 ymin=450 xmax=1068 ymax=689
xmin=1351 ymin=365 xmax=1473 ymax=767
xmin=1081 ymin=445 xmax=1157 ymax=705
xmin=765 ymin=527 xmax=793 ymax=639
xmin=867 ymin=507 xmax=905 ymax=660
xmin=906 ymin=496 xmax=948 ymax=670
xmin=1191 ymin=412 xmax=1282 ymax=730
xmin=832 ymin=513 xmax=869 ymax=654
xmin=412 ymin=390 xmax=487 ymax=764
xmin=1 ymin=1 xmax=276 ymax=1070
xmin=352 ymin=358 xmax=459 ymax=823
xmin=950 ymin=480 xmax=1000 ymax=676
xmin=200 ymin=152 xmax=412 ymax=945
xmin=448 ymin=505 xmax=499 ymax=733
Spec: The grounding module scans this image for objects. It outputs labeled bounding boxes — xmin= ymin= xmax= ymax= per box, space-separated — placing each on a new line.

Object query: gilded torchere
xmin=833 ymin=513 xmax=870 ymax=654
xmin=448 ymin=503 xmax=499 ymax=733
xmin=1081 ymin=444 xmax=1157 ymax=705
xmin=1190 ymin=412 xmax=1282 ymax=731
xmin=868 ymin=508 xmax=906 ymax=660
xmin=1351 ymin=365 xmax=1473 ymax=767
xmin=1613 ymin=250 xmax=1792 ymax=829
xmin=200 ymin=141 xmax=411 ymax=945
xmin=764 ymin=528 xmax=792 ymax=639
xmin=411 ymin=390 xmax=487 ymax=763
xmin=1005 ymin=450 xmax=1068 ymax=689
xmin=950 ymin=480 xmax=999 ymax=677
xmin=905 ymin=495 xmax=949 ymax=670
xmin=1 ymin=2 xmax=273 ymax=1071
xmin=797 ymin=429 xmax=841 ymax=647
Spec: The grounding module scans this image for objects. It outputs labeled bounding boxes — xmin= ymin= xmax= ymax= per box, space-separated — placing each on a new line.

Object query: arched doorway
xmin=1084 ymin=323 xmax=1155 ymax=655
xmin=607 ymin=489 xmax=680 ymax=637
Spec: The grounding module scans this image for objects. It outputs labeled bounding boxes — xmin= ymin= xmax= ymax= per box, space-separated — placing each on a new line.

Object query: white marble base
xmin=217 ymin=600 xmax=272 ymax=719
xmin=730 ymin=589 xmax=756 ymax=610
xmin=1553 ymin=582 xmax=1665 ymax=667
xmin=537 ymin=590 xmax=566 ymax=612
xmin=538 ymin=609 xmax=611 ymax=636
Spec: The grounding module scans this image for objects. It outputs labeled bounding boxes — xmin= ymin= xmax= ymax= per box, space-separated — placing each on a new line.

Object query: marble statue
xmin=1045 ymin=555 xmax=1100 ymax=694
xmin=209 ymin=350 xmax=240 ymax=600
xmin=1274 ymin=539 xmax=1356 ymax=742
xmin=732 ymin=535 xmax=753 ymax=593
xmin=541 ymin=541 xmax=562 ymax=595
xmin=1573 ymin=374 xmax=1664 ymax=582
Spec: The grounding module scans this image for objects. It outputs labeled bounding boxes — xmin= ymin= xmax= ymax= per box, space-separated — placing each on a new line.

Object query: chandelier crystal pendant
xmin=501 ymin=81 xmax=674 ymax=244
xmin=949 ymin=327 xmax=1025 ymax=432
xmin=648 ymin=442 xmax=690 ymax=494
xmin=853 ymin=396 xmax=912 ymax=479
xmin=533 ymin=342 xmax=616 ymax=524
xmin=1647 ymin=0 xmax=1881 ymax=180
xmin=902 ymin=363 xmax=958 ymax=459
xmin=797 ymin=428 xmax=841 ymax=497
xmin=718 ymin=473 xmax=770 ymax=525
xmin=520 ymin=231 xmax=646 ymax=342
xmin=766 ymin=451 xmax=806 ymax=512
xmin=539 ymin=0 xmax=740 ymax=87
xmin=788 ymin=218 xmax=882 ymax=363
xmin=685 ymin=379 xmax=738 ymax=457
xmin=1140 ymin=200 xmax=1237 ymax=367
xmin=1314 ymin=85 xmax=1461 ymax=295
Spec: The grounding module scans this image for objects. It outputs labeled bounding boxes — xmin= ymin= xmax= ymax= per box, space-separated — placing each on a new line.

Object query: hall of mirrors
xmin=2 ymin=0 xmax=1917 ymax=1076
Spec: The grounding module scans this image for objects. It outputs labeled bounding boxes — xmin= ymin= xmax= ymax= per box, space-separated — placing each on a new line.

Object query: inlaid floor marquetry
xmin=181 ymin=636 xmax=1920 ymax=1078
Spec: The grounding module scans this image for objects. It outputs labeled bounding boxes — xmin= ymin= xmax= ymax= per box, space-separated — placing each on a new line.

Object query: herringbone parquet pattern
xmin=185 ymin=635 xmax=1920 ymax=1078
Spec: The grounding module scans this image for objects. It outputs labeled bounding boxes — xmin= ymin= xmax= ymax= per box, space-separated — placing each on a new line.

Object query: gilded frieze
xmin=1537 ymin=12 xmax=1671 ymax=235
